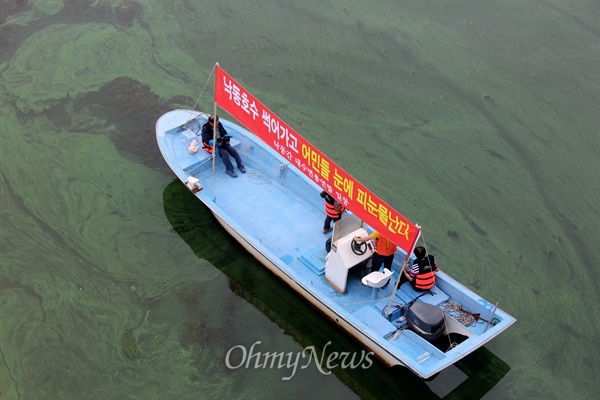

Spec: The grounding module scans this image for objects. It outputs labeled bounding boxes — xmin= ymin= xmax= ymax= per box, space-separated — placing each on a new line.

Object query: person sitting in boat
xmin=398 ymin=246 xmax=439 ymax=291
xmin=353 ymin=231 xmax=397 ymax=273
xmin=320 ymin=190 xmax=345 ymax=234
xmin=201 ymin=115 xmax=246 ymax=178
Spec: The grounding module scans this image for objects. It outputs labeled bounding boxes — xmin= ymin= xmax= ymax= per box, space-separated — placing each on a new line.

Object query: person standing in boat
xmin=201 ymin=115 xmax=246 ymax=178
xmin=398 ymin=246 xmax=439 ymax=291
xmin=320 ymin=190 xmax=345 ymax=234
xmin=353 ymin=231 xmax=397 ymax=274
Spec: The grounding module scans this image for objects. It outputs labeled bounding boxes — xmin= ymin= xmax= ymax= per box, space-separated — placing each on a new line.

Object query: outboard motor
xmin=406 ymin=302 xmax=445 ymax=341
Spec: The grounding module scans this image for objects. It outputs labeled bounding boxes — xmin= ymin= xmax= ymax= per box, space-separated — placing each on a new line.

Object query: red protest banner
xmin=215 ymin=64 xmax=420 ymax=254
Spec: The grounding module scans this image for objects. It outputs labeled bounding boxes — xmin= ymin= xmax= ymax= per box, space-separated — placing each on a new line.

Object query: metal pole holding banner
xmin=212 ymin=62 xmax=219 ymax=172
xmin=384 ymin=227 xmax=421 ymax=318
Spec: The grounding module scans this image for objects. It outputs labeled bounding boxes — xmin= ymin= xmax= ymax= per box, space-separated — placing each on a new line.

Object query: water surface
xmin=1 ymin=1 xmax=598 ymax=399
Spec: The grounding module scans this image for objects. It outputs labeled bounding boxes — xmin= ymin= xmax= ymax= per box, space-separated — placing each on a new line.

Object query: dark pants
xmin=397 ymin=271 xmax=428 ymax=292
xmin=218 ymin=143 xmax=243 ymax=172
xmin=372 ymin=253 xmax=394 ymax=272
xmin=398 ymin=271 xmax=410 ymax=287
xmin=323 ymin=215 xmax=341 ymax=230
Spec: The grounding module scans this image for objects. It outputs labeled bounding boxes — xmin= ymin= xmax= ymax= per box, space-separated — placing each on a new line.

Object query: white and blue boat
xmin=156 ymin=64 xmax=516 ymax=379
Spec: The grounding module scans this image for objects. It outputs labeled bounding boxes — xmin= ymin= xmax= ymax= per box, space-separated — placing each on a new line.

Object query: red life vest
xmin=375 ymin=237 xmax=396 ymax=256
xmin=202 ymin=142 xmax=213 ymax=153
xmin=325 ymin=200 xmax=345 ymax=218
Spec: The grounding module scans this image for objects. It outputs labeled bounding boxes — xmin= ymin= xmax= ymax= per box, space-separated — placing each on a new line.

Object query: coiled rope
xmin=246 ymin=168 xmax=272 ymax=185
xmin=444 ymin=300 xmax=476 ymax=326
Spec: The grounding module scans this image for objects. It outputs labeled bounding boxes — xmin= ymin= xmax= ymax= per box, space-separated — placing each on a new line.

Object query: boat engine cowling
xmin=406 ymin=302 xmax=445 ymax=341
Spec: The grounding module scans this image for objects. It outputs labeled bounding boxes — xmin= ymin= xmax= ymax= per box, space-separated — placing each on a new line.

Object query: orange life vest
xmin=202 ymin=142 xmax=213 ymax=153
xmin=375 ymin=237 xmax=396 ymax=256
xmin=415 ymin=268 xmax=436 ymax=290
xmin=325 ymin=200 xmax=345 ymax=218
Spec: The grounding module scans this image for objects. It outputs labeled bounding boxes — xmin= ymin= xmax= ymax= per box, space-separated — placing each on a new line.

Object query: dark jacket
xmin=201 ymin=121 xmax=230 ymax=147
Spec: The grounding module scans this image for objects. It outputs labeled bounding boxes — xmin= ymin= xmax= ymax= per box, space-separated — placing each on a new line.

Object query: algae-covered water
xmin=0 ymin=1 xmax=598 ymax=399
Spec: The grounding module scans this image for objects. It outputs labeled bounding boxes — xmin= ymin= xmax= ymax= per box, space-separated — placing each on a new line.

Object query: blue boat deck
xmin=199 ymin=161 xmax=384 ymax=301
xmin=202 ymin=168 xmax=326 ymax=263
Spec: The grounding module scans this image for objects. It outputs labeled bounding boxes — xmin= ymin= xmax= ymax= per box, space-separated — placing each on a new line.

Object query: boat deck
xmin=197 ymin=158 xmax=412 ymax=317
xmin=203 ymin=169 xmax=325 ymax=264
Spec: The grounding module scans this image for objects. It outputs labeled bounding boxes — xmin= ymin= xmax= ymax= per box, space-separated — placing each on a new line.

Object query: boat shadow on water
xmin=162 ymin=180 xmax=511 ymax=399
